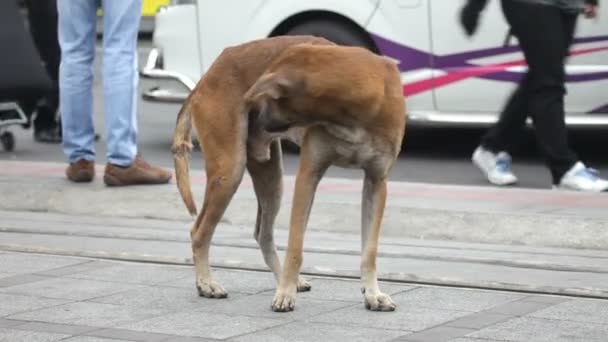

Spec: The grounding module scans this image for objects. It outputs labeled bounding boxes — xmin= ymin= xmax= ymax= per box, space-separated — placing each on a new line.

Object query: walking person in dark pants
xmin=22 ymin=0 xmax=62 ymax=143
xmin=462 ymin=0 xmax=608 ymax=192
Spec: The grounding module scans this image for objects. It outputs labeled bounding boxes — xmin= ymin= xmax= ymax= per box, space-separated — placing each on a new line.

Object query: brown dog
xmin=172 ymin=35 xmax=405 ymax=312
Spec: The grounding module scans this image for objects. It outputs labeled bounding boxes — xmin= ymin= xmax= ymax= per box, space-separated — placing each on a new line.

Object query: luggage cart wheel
xmin=1 ymin=131 xmax=15 ymax=152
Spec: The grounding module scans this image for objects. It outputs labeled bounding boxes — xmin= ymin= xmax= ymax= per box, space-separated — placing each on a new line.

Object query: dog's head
xmin=243 ymin=72 xmax=303 ymax=133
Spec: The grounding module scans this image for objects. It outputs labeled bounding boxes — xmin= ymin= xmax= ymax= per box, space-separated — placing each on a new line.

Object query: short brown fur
xmin=172 ymin=35 xmax=406 ymax=311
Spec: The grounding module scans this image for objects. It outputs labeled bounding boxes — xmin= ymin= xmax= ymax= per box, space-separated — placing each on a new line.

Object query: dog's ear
xmin=244 ymin=72 xmax=293 ymax=104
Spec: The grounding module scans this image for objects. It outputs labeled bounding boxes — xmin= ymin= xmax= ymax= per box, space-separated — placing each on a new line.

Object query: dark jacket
xmin=0 ymin=0 xmax=51 ymax=103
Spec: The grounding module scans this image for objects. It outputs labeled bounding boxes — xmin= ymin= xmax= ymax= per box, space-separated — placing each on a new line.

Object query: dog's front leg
xmin=360 ymin=174 xmax=396 ymax=311
xmin=271 ymin=139 xmax=330 ymax=312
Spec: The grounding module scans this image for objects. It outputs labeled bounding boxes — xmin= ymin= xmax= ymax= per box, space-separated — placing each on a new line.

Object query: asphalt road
xmin=2 ymin=41 xmax=607 ymax=190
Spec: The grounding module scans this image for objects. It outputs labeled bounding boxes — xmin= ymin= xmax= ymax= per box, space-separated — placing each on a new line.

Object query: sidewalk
xmin=1 ymin=160 xmax=608 ymax=341
xmin=2 ymin=251 xmax=608 ymax=342
xmin=1 ymin=160 xmax=608 ymax=297
xmin=1 ymin=160 xmax=607 ymax=249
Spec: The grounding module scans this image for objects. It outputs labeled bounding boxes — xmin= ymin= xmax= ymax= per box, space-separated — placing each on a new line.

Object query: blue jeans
xmin=57 ymin=0 xmax=141 ymax=166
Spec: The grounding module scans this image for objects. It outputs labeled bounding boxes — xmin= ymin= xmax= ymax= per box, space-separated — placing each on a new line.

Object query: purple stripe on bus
xmin=589 ymin=104 xmax=608 ymax=114
xmin=370 ymin=34 xmax=608 ymax=83
xmin=370 ymin=34 xmax=432 ymax=71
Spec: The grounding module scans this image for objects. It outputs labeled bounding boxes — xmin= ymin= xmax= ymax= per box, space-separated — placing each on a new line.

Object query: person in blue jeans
xmin=58 ymin=0 xmax=171 ymax=185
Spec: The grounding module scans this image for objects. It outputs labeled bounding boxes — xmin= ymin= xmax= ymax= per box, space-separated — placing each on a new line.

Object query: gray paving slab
xmin=0 ymin=273 xmax=13 ymax=279
xmin=391 ymin=287 xmax=524 ymax=312
xmin=296 ymin=277 xmax=415 ymax=302
xmin=10 ymin=321 xmax=97 ymax=335
xmin=7 ymin=231 xmax=608 ymax=300
xmin=197 ymin=293 xmax=355 ymax=321
xmin=0 ymin=210 xmax=191 ymax=231
xmin=86 ymin=328 xmax=174 ymax=342
xmin=2 ymin=250 xmax=608 ymax=342
xmin=445 ymin=312 xmax=511 ymax=330
xmin=9 ymin=209 xmax=608 ymax=260
xmin=0 ymin=274 xmax=50 ymax=288
xmin=7 ymin=214 xmax=608 ymax=274
xmin=370 ymin=256 xmax=608 ymax=298
xmin=61 ymin=337 xmax=133 ymax=342
xmin=447 ymin=338 xmax=502 ymax=342
xmin=0 ymin=219 xmax=191 ymax=245
xmin=160 ymin=268 xmax=277 ymax=295
xmin=519 ymin=295 xmax=570 ymax=304
xmin=162 ymin=337 xmax=218 ymax=342
xmin=35 ymin=261 xmax=111 ymax=277
xmin=484 ymin=299 xmax=555 ymax=316
xmin=7 ymin=301 xmax=167 ymax=328
xmin=281 ymin=233 xmax=608 ymax=273
xmin=0 ymin=232 xmax=193 ymax=265
xmin=398 ymin=326 xmax=475 ymax=342
xmin=0 ymin=252 xmax=83 ymax=274
xmin=0 ymin=328 xmax=70 ymax=342
xmin=66 ymin=261 xmax=192 ymax=285
xmin=529 ymin=298 xmax=608 ymax=324
xmin=0 ymin=318 xmax=26 ymax=329
xmin=119 ymin=309 xmax=286 ymax=340
xmin=467 ymin=317 xmax=608 ymax=342
xmin=309 ymin=304 xmax=469 ymax=332
xmin=0 ymin=277 xmax=142 ymax=301
xmin=88 ymin=285 xmax=219 ymax=313
xmin=0 ymin=215 xmax=189 ymax=234
xmin=231 ymin=321 xmax=406 ymax=342
xmin=0 ymin=293 xmax=71 ymax=317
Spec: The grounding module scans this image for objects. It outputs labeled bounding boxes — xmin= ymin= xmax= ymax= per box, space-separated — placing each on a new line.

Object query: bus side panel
xmin=430 ymin=1 xmax=608 ymax=116
xmin=197 ymin=0 xmax=378 ymax=73
xmin=366 ymin=1 xmax=434 ymax=112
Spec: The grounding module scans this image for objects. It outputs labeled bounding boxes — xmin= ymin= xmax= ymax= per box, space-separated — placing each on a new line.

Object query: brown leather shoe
xmin=103 ymin=155 xmax=172 ymax=186
xmin=66 ymin=159 xmax=95 ymax=183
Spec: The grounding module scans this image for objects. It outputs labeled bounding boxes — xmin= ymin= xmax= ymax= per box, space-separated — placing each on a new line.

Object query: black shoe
xmin=34 ymin=126 xmax=62 ymax=144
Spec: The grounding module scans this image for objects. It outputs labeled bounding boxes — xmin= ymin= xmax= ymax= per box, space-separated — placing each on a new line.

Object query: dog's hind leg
xmin=191 ymin=155 xmax=245 ymax=298
xmin=247 ymin=140 xmax=311 ymax=292
xmin=359 ymin=168 xmax=396 ymax=311
xmin=190 ymin=103 xmax=247 ymax=299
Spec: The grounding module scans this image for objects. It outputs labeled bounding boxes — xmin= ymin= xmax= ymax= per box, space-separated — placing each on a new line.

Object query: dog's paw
xmin=364 ymin=292 xmax=396 ymax=312
xmin=196 ymin=279 xmax=228 ymax=299
xmin=297 ymin=277 xmax=311 ymax=292
xmin=271 ymin=289 xmax=297 ymax=312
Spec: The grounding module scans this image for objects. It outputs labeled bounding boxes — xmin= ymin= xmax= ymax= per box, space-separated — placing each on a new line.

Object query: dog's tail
xmin=171 ymin=100 xmax=197 ymax=218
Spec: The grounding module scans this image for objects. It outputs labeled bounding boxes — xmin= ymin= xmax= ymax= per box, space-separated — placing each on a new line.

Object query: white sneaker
xmin=472 ymin=146 xmax=518 ymax=186
xmin=556 ymin=162 xmax=608 ymax=192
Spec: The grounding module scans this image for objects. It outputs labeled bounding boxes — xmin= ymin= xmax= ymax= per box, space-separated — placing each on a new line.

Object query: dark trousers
xmin=480 ymin=0 xmax=579 ymax=184
xmin=22 ymin=0 xmax=60 ymax=131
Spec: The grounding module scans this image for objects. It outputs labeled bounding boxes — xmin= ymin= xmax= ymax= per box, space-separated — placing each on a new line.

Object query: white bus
xmin=141 ymin=0 xmax=608 ymax=126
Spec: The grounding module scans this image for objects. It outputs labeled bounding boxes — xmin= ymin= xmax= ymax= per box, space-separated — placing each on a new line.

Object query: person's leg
xmin=24 ymin=0 xmax=61 ymax=143
xmin=472 ymin=0 xmax=533 ymax=186
xmin=479 ymin=75 xmax=530 ymax=153
xmin=57 ymin=0 xmax=97 ymax=161
xmin=101 ymin=0 xmax=141 ymax=167
xmin=503 ymin=2 xmax=578 ymax=184
xmin=479 ymin=0 xmax=535 ymax=153
xmin=25 ymin=0 xmax=60 ymax=82
xmin=550 ymin=11 xmax=607 ymax=191
xmin=99 ymin=0 xmax=171 ymax=186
